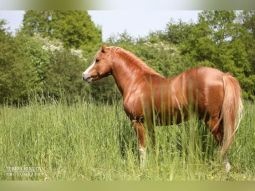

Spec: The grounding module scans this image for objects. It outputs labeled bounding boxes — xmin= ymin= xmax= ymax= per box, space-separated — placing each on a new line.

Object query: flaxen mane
xmin=110 ymin=46 xmax=162 ymax=77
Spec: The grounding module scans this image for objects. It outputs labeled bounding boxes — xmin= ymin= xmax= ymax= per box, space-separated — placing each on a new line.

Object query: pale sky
xmin=0 ymin=10 xmax=199 ymax=41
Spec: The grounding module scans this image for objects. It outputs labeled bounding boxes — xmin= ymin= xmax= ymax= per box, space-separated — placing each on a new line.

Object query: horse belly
xmin=154 ymin=105 xmax=189 ymax=126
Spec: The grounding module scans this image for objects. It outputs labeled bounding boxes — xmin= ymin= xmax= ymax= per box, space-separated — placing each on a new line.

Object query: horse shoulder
xmin=123 ymin=82 xmax=146 ymax=120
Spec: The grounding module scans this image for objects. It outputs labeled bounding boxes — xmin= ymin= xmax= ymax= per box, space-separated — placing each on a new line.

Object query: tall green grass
xmin=0 ymin=100 xmax=254 ymax=180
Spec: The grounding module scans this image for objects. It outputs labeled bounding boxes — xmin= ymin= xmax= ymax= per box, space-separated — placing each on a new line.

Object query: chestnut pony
xmin=82 ymin=45 xmax=243 ymax=171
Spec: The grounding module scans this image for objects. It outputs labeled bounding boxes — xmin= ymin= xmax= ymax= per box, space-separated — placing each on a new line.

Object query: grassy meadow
xmin=0 ymin=100 xmax=255 ymax=181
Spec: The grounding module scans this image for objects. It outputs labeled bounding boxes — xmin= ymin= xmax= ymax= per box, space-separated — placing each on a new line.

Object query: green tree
xmin=239 ymin=11 xmax=255 ymax=99
xmin=0 ymin=20 xmax=38 ymax=104
xmin=240 ymin=11 xmax=255 ymax=71
xmin=164 ymin=20 xmax=194 ymax=44
xmin=20 ymin=11 xmax=103 ymax=102
xmin=14 ymin=34 xmax=50 ymax=92
xmin=22 ymin=11 xmax=102 ymax=53
xmin=180 ymin=20 xmax=216 ymax=65
xmin=43 ymin=49 xmax=87 ymax=101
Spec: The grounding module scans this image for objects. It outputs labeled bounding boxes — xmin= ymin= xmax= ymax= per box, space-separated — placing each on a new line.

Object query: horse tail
xmin=220 ymin=73 xmax=243 ymax=157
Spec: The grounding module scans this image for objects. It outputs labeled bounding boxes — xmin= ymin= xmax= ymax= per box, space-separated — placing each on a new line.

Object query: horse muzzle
xmin=82 ymin=73 xmax=99 ymax=83
xmin=83 ymin=76 xmax=91 ymax=82
xmin=83 ymin=71 xmax=93 ymax=83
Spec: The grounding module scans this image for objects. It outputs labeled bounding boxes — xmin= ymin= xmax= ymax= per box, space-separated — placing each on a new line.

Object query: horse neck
xmin=111 ymin=53 xmax=152 ymax=96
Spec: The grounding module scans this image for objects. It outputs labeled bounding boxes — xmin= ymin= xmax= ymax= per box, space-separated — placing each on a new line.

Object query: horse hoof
xmin=224 ymin=161 xmax=231 ymax=173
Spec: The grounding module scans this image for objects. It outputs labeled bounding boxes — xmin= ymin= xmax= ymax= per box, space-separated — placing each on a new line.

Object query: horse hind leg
xmin=206 ymin=116 xmax=231 ymax=172
xmin=206 ymin=116 xmax=223 ymax=144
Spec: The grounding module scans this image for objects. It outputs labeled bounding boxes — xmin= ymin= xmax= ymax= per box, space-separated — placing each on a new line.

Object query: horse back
xmin=124 ymin=67 xmax=226 ymax=123
xmin=179 ymin=67 xmax=225 ymax=117
xmin=149 ymin=67 xmax=225 ymax=122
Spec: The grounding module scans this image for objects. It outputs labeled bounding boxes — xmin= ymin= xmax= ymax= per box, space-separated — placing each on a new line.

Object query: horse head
xmin=82 ymin=45 xmax=112 ymax=83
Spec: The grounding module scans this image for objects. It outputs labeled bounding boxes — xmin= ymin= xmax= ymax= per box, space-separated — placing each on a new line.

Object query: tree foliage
xmin=22 ymin=11 xmax=102 ymax=53
xmin=0 ymin=11 xmax=101 ymax=104
xmin=0 ymin=21 xmax=38 ymax=103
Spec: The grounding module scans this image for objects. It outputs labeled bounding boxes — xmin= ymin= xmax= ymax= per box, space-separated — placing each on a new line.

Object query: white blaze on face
xmin=82 ymin=60 xmax=96 ymax=81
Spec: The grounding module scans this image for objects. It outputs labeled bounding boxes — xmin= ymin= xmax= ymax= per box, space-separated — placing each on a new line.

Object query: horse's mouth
xmin=84 ymin=75 xmax=99 ymax=83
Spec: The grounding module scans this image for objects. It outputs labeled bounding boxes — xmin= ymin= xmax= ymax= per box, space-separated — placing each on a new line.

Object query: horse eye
xmin=95 ymin=58 xmax=99 ymax=63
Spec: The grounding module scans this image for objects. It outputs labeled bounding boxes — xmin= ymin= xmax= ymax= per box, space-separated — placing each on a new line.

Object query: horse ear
xmin=101 ymin=45 xmax=107 ymax=53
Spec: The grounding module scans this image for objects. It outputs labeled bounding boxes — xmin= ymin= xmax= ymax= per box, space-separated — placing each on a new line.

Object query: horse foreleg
xmin=132 ymin=120 xmax=146 ymax=167
xmin=146 ymin=122 xmax=156 ymax=149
